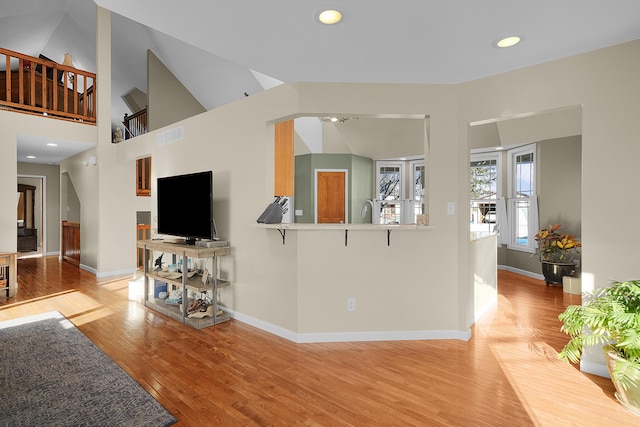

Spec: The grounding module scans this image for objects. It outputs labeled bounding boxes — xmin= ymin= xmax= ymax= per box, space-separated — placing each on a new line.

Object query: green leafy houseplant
xmin=558 ymin=280 xmax=640 ymax=393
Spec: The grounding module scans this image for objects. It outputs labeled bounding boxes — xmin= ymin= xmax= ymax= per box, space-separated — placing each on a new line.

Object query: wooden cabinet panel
xmin=274 ymin=120 xmax=294 ymax=197
xmin=61 ymin=221 xmax=80 ymax=267
xmin=136 ymin=157 xmax=151 ymax=197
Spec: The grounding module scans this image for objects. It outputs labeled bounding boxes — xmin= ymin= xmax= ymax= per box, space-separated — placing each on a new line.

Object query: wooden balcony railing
xmin=123 ymin=107 xmax=147 ymax=139
xmin=0 ymin=48 xmax=96 ymax=123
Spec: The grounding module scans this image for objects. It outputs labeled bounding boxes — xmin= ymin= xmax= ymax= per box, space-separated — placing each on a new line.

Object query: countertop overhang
xmin=252 ymin=223 xmax=435 ymax=231
xmin=252 ymin=223 xmax=434 ymax=245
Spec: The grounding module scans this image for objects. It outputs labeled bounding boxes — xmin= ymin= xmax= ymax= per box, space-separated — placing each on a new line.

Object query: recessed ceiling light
xmin=496 ymin=36 xmax=521 ymax=48
xmin=26 ymin=155 xmax=36 ymax=159
xmin=47 ymin=143 xmax=58 ymax=147
xmin=319 ymin=116 xmax=351 ymax=123
xmin=318 ymin=9 xmax=342 ymax=25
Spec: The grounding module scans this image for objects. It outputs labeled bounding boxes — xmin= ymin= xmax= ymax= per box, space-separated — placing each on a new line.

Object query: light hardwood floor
xmin=1 ymin=257 xmax=638 ymax=426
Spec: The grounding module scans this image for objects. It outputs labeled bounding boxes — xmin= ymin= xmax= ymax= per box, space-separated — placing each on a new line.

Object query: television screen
xmin=157 ymin=171 xmax=216 ymax=244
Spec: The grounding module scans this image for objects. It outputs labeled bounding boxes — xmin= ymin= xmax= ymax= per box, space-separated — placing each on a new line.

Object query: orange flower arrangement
xmin=534 ymin=224 xmax=582 ymax=262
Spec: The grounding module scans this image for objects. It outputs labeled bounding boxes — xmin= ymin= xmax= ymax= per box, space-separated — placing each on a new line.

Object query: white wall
xmin=0 ymin=111 xmax=96 ymax=255
xmin=116 ymin=39 xmax=640 ymax=368
xmin=470 ymin=234 xmax=498 ymax=324
xmin=18 ymin=163 xmax=62 ymax=255
xmin=114 ymin=81 xmax=467 ymax=338
xmin=461 ymin=39 xmax=639 ymax=282
xmin=459 ymin=39 xmax=640 ymax=371
xmin=60 ymin=147 xmax=99 ymax=269
xmin=3 ymin=27 xmax=638 ymax=374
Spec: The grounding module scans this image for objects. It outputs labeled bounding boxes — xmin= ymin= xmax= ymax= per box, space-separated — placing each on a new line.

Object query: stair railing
xmin=123 ymin=106 xmax=147 ymax=139
xmin=0 ymin=47 xmax=96 ymax=123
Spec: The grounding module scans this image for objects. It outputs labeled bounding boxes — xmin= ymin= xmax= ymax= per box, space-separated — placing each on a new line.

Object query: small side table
xmin=0 ymin=252 xmax=17 ymax=298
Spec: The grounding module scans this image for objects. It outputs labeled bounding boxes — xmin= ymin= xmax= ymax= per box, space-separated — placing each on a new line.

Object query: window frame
xmin=376 ymin=160 xmax=405 ymax=201
xmin=470 ymin=152 xmax=502 ymax=233
xmin=506 ymin=143 xmax=536 ymax=252
xmin=409 ymin=159 xmax=425 ymax=201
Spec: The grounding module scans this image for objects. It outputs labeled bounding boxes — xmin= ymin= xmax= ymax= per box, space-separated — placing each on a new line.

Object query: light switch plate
xmin=447 ymin=202 xmax=456 ymax=215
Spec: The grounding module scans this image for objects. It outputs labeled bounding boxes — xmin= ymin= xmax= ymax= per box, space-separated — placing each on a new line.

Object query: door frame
xmin=314 ymin=169 xmax=349 ymax=224
xmin=17 ymin=174 xmax=46 ymax=256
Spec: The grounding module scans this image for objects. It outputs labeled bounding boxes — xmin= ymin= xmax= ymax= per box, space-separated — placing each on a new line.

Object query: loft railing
xmin=123 ymin=107 xmax=147 ymax=139
xmin=0 ymin=48 xmax=96 ymax=123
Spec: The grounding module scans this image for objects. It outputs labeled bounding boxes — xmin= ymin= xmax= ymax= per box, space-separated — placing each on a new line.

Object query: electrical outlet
xmin=347 ymin=298 xmax=356 ymax=312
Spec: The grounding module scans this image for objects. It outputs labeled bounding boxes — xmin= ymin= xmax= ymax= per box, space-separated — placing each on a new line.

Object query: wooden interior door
xmin=317 ymin=172 xmax=346 ymax=223
xmin=17 ymin=184 xmax=36 ymax=229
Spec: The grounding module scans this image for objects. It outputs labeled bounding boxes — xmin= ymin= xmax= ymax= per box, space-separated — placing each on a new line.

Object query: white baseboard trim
xmin=226 ymin=309 xmax=299 ymax=342
xmin=470 ymin=296 xmax=497 ymax=326
xmin=295 ymin=329 xmax=472 ymax=343
xmin=95 ymin=267 xmax=138 ymax=278
xmin=45 ymin=251 xmax=60 ymax=256
xmin=498 ymin=265 xmax=544 ymax=281
xmin=78 ymin=264 xmax=138 ymax=279
xmin=225 ymin=308 xmax=472 ymax=343
xmin=581 ymin=360 xmax=609 ymax=378
xmin=80 ymin=264 xmax=97 ymax=275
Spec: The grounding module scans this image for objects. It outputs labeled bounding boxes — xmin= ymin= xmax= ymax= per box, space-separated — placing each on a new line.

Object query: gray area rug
xmin=0 ymin=311 xmax=176 ymax=427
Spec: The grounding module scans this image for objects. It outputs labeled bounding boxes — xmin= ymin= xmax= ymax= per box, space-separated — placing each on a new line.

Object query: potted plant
xmin=534 ymin=224 xmax=581 ymax=284
xmin=558 ymin=280 xmax=640 ymax=414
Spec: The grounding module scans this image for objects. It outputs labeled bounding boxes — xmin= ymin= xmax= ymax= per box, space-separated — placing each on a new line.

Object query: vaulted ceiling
xmin=4 ymin=0 xmax=640 ymax=163
xmin=96 ymin=0 xmax=640 ymax=84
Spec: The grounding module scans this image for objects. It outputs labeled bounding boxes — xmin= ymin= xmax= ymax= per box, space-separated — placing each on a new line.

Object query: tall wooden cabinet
xmin=136 ymin=240 xmax=231 ymax=329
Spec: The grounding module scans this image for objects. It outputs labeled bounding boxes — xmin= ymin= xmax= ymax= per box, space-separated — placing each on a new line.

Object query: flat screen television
xmin=157 ymin=171 xmax=216 ymax=245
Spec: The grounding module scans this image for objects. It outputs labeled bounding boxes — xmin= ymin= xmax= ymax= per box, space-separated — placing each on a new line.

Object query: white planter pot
xmin=604 ymin=346 xmax=640 ymax=416
xmin=562 ymin=276 xmax=581 ymax=294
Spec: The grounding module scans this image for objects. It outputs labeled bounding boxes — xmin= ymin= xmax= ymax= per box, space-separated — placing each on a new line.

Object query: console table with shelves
xmin=136 ymin=240 xmax=231 ymax=329
xmin=0 ymin=252 xmax=17 ymax=298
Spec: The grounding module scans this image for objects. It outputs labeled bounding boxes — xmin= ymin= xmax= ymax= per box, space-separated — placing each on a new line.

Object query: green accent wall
xmin=294 ymin=153 xmax=374 ymax=223
xmin=294 ymin=154 xmax=313 ymax=223
xmin=351 ymin=155 xmax=374 ymax=224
